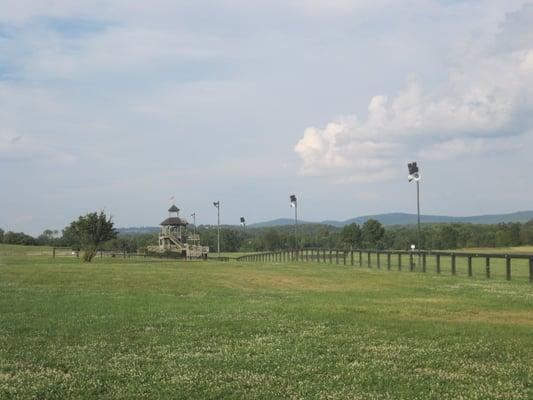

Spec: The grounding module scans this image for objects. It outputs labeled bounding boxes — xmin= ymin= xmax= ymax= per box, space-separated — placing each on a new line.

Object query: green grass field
xmin=0 ymin=248 xmax=532 ymax=399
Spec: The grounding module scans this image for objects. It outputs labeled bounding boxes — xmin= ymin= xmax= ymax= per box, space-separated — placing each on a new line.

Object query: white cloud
xmin=419 ymin=137 xmax=520 ymax=161
xmin=0 ymin=131 xmax=77 ymax=164
xmin=294 ymin=4 xmax=533 ymax=183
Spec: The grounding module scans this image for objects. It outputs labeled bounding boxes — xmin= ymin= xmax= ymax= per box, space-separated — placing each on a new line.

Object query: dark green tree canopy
xmin=64 ymin=211 xmax=117 ymax=262
xmin=362 ymin=219 xmax=385 ymax=248
xmin=340 ymin=223 xmax=362 ymax=248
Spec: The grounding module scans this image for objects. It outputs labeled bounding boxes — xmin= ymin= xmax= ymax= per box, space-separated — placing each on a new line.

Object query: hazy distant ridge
xmin=250 ymin=211 xmax=533 ymax=228
xmin=118 ymin=211 xmax=533 ymax=233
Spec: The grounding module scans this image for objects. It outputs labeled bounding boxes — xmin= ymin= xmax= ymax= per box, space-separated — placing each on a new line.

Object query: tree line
xmin=3 ymin=217 xmax=533 ymax=254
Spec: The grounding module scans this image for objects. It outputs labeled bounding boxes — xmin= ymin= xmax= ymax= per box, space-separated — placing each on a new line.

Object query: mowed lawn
xmin=0 ymin=255 xmax=531 ymax=399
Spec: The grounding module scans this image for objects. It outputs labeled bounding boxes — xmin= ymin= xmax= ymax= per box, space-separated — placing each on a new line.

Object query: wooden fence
xmin=236 ymin=248 xmax=533 ymax=283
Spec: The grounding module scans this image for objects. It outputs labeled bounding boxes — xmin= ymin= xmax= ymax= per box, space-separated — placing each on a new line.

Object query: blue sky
xmin=1 ymin=0 xmax=533 ymax=235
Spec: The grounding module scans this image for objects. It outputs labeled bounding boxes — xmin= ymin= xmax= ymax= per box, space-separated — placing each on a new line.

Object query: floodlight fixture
xmin=290 ymin=194 xmax=297 ymax=207
xmin=408 ymin=162 xmax=421 ymax=182
xmin=289 ymin=194 xmax=298 ymax=249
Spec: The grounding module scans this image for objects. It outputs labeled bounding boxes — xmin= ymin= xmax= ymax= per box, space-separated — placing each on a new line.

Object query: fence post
xmin=350 ymin=250 xmax=354 ymax=266
xmin=377 ymin=252 xmax=381 ymax=269
xmin=52 ymin=247 xmax=56 ymax=259
xmin=329 ymin=250 xmax=333 ymax=264
xmin=367 ymin=251 xmax=371 ymax=268
xmin=468 ymin=256 xmax=473 ymax=277
xmin=422 ymin=253 xmax=426 ymax=273
xmin=398 ymin=253 xmax=402 ymax=271
xmin=343 ymin=251 xmax=346 ymax=265
xmin=409 ymin=252 xmax=414 ymax=272
xmin=436 ymin=254 xmax=441 ymax=274
xmin=76 ymin=249 xmax=80 ymax=259
xmin=359 ymin=251 xmax=363 ymax=267
xmin=529 ymin=257 xmax=533 ymax=283
xmin=451 ymin=254 xmax=456 ymax=275
xmin=506 ymin=256 xmax=511 ymax=281
xmin=387 ymin=253 xmax=391 ymax=270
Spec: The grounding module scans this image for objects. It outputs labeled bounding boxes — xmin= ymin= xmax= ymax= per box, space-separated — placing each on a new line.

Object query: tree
xmin=340 ymin=223 xmax=362 ymax=249
xmin=509 ymin=223 xmax=521 ymax=246
xmin=221 ymin=229 xmax=243 ymax=252
xmin=262 ymin=228 xmax=282 ymax=251
xmin=3 ymin=231 xmax=36 ymax=245
xmin=64 ymin=211 xmax=117 ymax=262
xmin=439 ymin=225 xmax=458 ymax=249
xmin=361 ymin=219 xmax=385 ymax=248
xmin=37 ymin=229 xmax=59 ymax=245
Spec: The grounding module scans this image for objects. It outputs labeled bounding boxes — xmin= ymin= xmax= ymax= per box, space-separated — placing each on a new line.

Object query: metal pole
xmin=417 ymin=180 xmax=421 ymax=267
xmin=217 ymin=202 xmax=220 ymax=258
xmin=295 ymin=200 xmax=298 ymax=250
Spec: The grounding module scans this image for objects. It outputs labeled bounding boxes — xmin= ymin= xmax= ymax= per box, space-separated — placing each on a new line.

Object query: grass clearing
xmin=0 ymin=253 xmax=531 ymax=399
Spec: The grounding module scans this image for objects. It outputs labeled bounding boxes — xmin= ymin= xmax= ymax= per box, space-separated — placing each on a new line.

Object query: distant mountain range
xmin=248 ymin=210 xmax=533 ymax=228
xmin=118 ymin=211 xmax=533 ymax=234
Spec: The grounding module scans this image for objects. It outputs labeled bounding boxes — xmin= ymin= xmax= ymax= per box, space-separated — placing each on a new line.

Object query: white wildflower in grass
xmin=0 ymin=254 xmax=531 ymax=398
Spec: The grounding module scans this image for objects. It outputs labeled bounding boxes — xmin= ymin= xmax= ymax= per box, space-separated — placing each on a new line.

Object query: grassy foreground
xmin=0 ymin=255 xmax=531 ymax=399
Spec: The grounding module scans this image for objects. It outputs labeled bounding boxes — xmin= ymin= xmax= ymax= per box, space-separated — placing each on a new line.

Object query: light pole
xmin=190 ymin=212 xmax=197 ymax=236
xmin=408 ymin=162 xmax=421 ymax=266
xmin=290 ymin=194 xmax=298 ymax=249
xmin=213 ymin=201 xmax=220 ymax=257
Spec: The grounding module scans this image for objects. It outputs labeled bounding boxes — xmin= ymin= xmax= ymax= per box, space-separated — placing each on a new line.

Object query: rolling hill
xmin=119 ymin=211 xmax=533 ymax=233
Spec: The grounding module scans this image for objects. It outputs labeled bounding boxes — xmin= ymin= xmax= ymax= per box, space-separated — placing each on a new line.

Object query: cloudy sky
xmin=1 ymin=0 xmax=533 ymax=234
